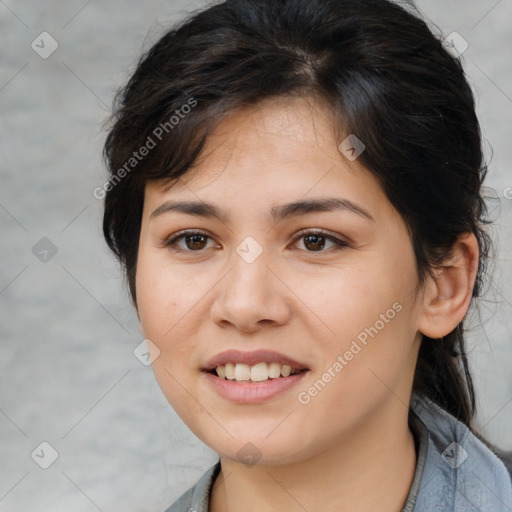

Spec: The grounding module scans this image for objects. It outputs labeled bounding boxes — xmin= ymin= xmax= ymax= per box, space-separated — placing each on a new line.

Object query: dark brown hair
xmin=102 ymin=0 xmax=494 ymax=431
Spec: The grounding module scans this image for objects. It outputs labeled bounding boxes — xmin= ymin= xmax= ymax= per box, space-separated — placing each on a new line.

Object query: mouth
xmin=202 ymin=355 xmax=310 ymax=404
xmin=202 ymin=349 xmax=310 ymax=383
xmin=207 ymin=362 xmax=308 ymax=382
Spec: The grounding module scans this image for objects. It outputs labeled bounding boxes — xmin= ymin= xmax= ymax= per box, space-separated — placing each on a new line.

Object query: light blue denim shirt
xmin=164 ymin=394 xmax=512 ymax=511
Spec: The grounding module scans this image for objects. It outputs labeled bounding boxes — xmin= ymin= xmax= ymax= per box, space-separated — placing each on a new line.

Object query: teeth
xmin=216 ymin=365 xmax=226 ymax=379
xmin=214 ymin=362 xmax=303 ymax=382
xmin=281 ymin=365 xmax=291 ymax=377
xmin=251 ymin=362 xmax=269 ymax=382
xmin=234 ymin=363 xmax=251 ymax=381
xmin=225 ymin=363 xmax=235 ymax=380
xmin=268 ymin=362 xmax=281 ymax=378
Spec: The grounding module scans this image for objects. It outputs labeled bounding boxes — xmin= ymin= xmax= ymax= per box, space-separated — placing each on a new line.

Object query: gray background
xmin=1 ymin=1 xmax=511 ymax=511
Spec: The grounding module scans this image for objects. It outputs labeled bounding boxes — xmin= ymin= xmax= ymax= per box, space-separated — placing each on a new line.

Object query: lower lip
xmin=202 ymin=370 xmax=309 ymax=404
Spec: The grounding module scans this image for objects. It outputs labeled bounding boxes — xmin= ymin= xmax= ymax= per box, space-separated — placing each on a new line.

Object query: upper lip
xmin=202 ymin=349 xmax=310 ymax=371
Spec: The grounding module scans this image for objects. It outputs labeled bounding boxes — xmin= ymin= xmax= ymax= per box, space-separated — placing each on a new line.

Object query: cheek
xmin=135 ymin=253 xmax=203 ymax=351
xmin=313 ymin=262 xmax=409 ymax=337
xmin=309 ymin=250 xmax=418 ymax=378
xmin=133 ymin=233 xmax=208 ymax=421
xmin=135 ymin=255 xmax=208 ymax=414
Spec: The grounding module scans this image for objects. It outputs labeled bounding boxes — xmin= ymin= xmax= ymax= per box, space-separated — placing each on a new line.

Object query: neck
xmin=210 ymin=397 xmax=417 ymax=512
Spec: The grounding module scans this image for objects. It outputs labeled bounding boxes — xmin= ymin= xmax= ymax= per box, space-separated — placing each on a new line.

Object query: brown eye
xmin=184 ymin=234 xmax=209 ymax=250
xmin=303 ymin=234 xmax=326 ymax=251
xmin=293 ymin=230 xmax=349 ymax=253
xmin=162 ymin=231 xmax=216 ymax=252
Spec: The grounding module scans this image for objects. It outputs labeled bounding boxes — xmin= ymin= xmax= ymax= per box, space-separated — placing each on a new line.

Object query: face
xmin=136 ymin=96 xmax=425 ymax=465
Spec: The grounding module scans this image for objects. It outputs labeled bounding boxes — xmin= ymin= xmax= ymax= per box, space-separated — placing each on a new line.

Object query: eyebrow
xmin=150 ymin=197 xmax=375 ymax=223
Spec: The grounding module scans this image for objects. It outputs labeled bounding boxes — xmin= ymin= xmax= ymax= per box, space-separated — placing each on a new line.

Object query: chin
xmin=196 ymin=429 xmax=314 ymax=467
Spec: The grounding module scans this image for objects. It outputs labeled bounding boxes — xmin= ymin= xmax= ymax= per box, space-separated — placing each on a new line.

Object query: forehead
xmin=150 ymin=96 xmax=355 ymax=187
xmin=197 ymin=95 xmax=340 ymax=164
xmin=142 ymin=95 xmax=390 ymax=223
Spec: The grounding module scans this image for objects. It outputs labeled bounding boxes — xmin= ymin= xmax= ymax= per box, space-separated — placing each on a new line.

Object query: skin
xmin=135 ymin=95 xmax=479 ymax=512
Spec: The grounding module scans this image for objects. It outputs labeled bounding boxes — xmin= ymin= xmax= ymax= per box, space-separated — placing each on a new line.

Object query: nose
xmin=210 ymin=248 xmax=292 ymax=333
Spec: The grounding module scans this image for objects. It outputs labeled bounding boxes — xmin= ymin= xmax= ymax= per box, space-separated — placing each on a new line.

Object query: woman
xmin=101 ymin=0 xmax=512 ymax=510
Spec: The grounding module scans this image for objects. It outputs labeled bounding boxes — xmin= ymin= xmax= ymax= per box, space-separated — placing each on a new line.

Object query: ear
xmin=417 ymin=233 xmax=479 ymax=339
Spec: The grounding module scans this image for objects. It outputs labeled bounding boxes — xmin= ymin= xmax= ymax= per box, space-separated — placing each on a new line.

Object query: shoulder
xmin=493 ymin=448 xmax=512 ymax=482
xmin=163 ymin=462 xmax=221 ymax=512
xmin=410 ymin=394 xmax=512 ymax=511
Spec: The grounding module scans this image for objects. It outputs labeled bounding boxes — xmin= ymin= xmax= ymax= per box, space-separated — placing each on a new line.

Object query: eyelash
xmin=159 ymin=229 xmax=349 ymax=254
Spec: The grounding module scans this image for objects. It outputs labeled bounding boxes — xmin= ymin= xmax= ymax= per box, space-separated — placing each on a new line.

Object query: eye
xmin=160 ymin=230 xmax=217 ymax=252
xmin=159 ymin=229 xmax=349 ymax=253
xmin=291 ymin=229 xmax=349 ymax=253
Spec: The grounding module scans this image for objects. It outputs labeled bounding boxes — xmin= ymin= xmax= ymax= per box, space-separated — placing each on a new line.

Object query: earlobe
xmin=417 ymin=233 xmax=479 ymax=339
